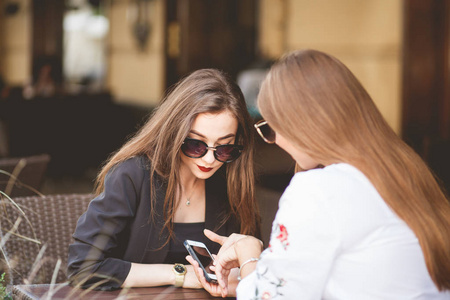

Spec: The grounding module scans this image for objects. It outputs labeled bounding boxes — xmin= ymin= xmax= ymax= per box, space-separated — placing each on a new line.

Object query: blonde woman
xmin=67 ymin=69 xmax=260 ymax=290
xmin=188 ymin=50 xmax=450 ymax=299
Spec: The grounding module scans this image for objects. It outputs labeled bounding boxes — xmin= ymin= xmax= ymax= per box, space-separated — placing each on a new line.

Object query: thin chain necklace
xmin=185 ymin=178 xmax=199 ymax=206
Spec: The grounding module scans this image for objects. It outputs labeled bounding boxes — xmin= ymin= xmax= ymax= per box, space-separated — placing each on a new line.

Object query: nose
xmin=201 ymin=148 xmax=216 ymax=164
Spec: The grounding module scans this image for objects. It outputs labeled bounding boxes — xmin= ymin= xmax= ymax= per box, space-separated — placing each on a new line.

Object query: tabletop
xmin=12 ymin=284 xmax=235 ymax=299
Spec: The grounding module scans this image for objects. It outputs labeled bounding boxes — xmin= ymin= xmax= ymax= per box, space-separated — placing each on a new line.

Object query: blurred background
xmin=0 ymin=0 xmax=449 ymax=239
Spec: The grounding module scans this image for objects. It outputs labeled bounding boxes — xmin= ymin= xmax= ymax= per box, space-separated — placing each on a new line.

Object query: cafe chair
xmin=0 ymin=193 xmax=93 ymax=285
xmin=0 ymin=153 xmax=51 ymax=197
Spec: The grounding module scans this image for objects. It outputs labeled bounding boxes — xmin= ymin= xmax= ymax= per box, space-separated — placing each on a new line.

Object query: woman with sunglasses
xmin=67 ymin=69 xmax=260 ymax=290
xmin=188 ymin=50 xmax=450 ymax=299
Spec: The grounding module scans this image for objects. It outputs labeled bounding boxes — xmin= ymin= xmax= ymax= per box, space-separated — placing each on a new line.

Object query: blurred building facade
xmin=1 ymin=0 xmax=403 ymax=128
xmin=0 ymin=0 xmax=449 ymax=192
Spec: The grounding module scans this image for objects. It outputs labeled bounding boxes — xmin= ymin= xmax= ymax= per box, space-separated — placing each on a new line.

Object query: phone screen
xmin=184 ymin=240 xmax=217 ymax=282
xmin=191 ymin=245 xmax=214 ymax=273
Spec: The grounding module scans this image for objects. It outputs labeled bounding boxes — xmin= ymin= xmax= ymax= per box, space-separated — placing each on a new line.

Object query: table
xmin=12 ymin=284 xmax=235 ymax=299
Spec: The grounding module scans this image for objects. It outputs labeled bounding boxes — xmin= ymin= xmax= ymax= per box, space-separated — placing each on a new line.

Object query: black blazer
xmin=67 ymin=156 xmax=239 ymax=290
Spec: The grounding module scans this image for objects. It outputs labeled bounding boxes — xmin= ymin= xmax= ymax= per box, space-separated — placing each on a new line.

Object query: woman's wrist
xmin=235 ymin=236 xmax=263 ymax=280
xmin=238 ymin=257 xmax=259 ymax=280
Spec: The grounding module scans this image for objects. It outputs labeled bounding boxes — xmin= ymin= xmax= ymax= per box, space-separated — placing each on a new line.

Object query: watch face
xmin=174 ymin=264 xmax=186 ymax=274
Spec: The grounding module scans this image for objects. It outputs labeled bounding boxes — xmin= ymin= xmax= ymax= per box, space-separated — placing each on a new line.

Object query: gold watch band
xmin=173 ymin=263 xmax=186 ymax=287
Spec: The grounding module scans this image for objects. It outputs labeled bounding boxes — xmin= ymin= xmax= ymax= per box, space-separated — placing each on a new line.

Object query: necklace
xmin=185 ymin=178 xmax=198 ymax=206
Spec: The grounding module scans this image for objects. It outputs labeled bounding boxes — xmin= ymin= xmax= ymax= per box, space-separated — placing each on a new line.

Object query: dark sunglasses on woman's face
xmin=254 ymin=120 xmax=276 ymax=144
xmin=181 ymin=138 xmax=244 ymax=163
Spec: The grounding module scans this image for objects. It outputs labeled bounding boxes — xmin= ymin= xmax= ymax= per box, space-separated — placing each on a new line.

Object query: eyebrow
xmin=189 ymin=130 xmax=235 ymax=141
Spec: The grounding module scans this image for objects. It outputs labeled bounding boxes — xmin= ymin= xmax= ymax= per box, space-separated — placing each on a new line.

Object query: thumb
xmin=204 ymin=229 xmax=227 ymax=245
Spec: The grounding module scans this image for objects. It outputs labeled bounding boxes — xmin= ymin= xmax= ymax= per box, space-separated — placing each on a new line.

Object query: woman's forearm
xmin=235 ymin=237 xmax=263 ymax=280
xmin=122 ymin=263 xmax=176 ymax=287
xmin=122 ymin=263 xmax=201 ymax=288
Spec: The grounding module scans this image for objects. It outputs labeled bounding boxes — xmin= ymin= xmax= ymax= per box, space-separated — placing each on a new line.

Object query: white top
xmin=237 ymin=163 xmax=450 ymax=300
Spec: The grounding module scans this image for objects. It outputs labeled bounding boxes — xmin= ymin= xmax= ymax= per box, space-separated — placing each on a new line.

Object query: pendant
xmin=186 ymin=199 xmax=190 ymax=206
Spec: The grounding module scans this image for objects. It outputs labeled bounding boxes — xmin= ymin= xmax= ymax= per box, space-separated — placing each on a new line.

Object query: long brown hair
xmin=258 ymin=49 xmax=450 ymax=290
xmin=95 ymin=69 xmax=260 ymax=241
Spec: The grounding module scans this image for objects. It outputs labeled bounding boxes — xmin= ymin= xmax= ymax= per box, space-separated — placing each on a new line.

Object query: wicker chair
xmin=0 ymin=154 xmax=51 ymax=197
xmin=0 ymin=193 xmax=93 ymax=285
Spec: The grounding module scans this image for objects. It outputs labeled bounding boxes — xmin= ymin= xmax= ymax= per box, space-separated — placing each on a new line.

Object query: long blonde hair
xmin=95 ymin=69 xmax=260 ymax=241
xmin=258 ymin=49 xmax=450 ymax=290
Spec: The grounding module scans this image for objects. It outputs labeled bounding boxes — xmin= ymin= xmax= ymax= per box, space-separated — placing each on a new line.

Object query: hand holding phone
xmin=184 ymin=240 xmax=218 ymax=283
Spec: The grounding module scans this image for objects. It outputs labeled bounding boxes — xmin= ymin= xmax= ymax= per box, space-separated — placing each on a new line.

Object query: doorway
xmin=164 ymin=0 xmax=258 ymax=90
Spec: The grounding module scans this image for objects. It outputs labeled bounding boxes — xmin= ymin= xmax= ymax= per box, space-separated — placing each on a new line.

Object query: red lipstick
xmin=198 ymin=165 xmax=213 ymax=172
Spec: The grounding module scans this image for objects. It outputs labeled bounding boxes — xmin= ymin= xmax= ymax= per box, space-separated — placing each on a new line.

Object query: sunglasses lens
xmin=260 ymin=123 xmax=276 ymax=143
xmin=181 ymin=139 xmax=207 ymax=158
xmin=215 ymin=145 xmax=242 ymax=162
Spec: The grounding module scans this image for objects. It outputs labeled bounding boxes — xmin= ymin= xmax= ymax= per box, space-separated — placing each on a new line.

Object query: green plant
xmin=0 ymin=272 xmax=12 ymax=300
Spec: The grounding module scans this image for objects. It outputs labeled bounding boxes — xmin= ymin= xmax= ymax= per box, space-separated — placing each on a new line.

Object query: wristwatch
xmin=172 ymin=263 xmax=187 ymax=287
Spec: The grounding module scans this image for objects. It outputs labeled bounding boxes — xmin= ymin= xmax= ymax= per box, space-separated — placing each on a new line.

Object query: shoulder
xmin=112 ymin=155 xmax=150 ymax=172
xmin=287 ymin=163 xmax=374 ymax=196
xmin=279 ymin=163 xmax=397 ymax=235
xmin=292 ymin=162 xmax=366 ymax=183
xmin=95 ymin=156 xmax=153 ymax=213
xmin=281 ymin=163 xmax=379 ymax=212
xmin=109 ymin=156 xmax=150 ymax=176
xmin=105 ymin=155 xmax=152 ymax=186
xmin=272 ymin=164 xmax=375 ymax=248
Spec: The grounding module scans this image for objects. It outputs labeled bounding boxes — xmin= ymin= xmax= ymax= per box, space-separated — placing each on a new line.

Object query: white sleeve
xmin=236 ymin=174 xmax=341 ymax=300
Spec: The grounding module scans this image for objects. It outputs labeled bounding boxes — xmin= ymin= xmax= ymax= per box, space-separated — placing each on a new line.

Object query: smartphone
xmin=184 ymin=240 xmax=218 ymax=283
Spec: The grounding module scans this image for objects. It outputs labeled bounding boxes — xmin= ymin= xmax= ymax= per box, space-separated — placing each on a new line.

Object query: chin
xmin=194 ymin=168 xmax=218 ymax=179
xmin=199 ymin=171 xmax=217 ymax=179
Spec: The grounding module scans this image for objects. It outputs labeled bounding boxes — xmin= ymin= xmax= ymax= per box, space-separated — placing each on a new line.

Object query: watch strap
xmin=173 ymin=263 xmax=186 ymax=287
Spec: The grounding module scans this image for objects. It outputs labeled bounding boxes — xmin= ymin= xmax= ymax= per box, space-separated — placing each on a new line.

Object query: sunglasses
xmin=254 ymin=120 xmax=276 ymax=144
xmin=181 ymin=138 xmax=243 ymax=163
